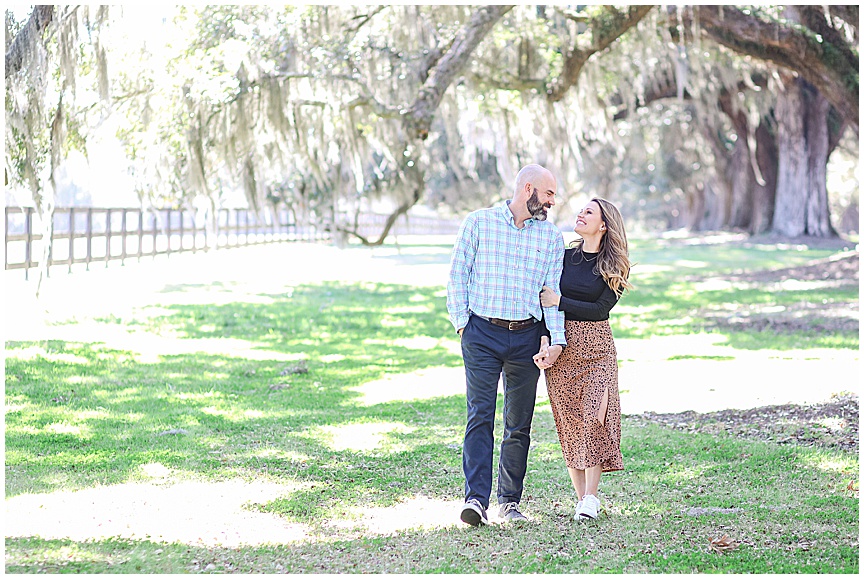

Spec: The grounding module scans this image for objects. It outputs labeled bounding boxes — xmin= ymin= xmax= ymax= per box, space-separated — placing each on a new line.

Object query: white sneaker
xmin=577 ymin=494 xmax=600 ymax=519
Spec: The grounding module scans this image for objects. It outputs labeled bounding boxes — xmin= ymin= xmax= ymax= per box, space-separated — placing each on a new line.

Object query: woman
xmin=533 ymin=197 xmax=632 ymax=520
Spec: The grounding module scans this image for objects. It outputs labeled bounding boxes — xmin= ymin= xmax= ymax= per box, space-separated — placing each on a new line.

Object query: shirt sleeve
xmin=446 ymin=213 xmax=478 ymax=332
xmin=542 ymin=235 xmax=566 ymax=346
xmin=558 ymin=283 xmax=620 ymax=321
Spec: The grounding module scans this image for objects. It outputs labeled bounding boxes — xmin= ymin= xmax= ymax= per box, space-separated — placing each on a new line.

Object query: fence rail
xmin=4 ymin=206 xmax=460 ymax=278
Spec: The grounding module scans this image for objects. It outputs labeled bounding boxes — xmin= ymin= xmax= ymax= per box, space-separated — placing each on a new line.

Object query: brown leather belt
xmin=479 ymin=315 xmax=539 ymax=331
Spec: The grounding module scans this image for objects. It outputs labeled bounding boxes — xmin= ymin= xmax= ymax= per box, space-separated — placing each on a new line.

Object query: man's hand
xmin=532 ymin=336 xmax=550 ymax=367
xmin=533 ymin=344 xmax=563 ymax=369
xmin=458 ymin=327 xmax=464 ymax=337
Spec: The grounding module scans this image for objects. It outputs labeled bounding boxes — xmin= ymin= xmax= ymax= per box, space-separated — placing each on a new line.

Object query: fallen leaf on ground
xmin=281 ymin=361 xmax=308 ymax=375
xmin=709 ymin=534 xmax=739 ymax=554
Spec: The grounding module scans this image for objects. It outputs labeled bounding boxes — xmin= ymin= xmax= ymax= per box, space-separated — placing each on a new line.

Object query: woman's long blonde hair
xmin=571 ymin=197 xmax=633 ymax=297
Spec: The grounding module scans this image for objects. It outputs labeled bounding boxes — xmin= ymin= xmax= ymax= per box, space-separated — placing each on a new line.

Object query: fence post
xmin=166 ymin=209 xmax=173 ymax=257
xmin=152 ymin=210 xmax=158 ymax=258
xmin=68 ymin=207 xmax=74 ymax=273
xmin=105 ymin=208 xmax=112 ymax=268
xmin=85 ymin=208 xmax=92 ymax=271
xmin=121 ymin=208 xmax=128 ymax=266
xmin=4 ymin=209 xmax=8 ymax=273
xmin=137 ymin=208 xmax=144 ymax=262
xmin=24 ymin=207 xmax=33 ymax=280
xmin=192 ymin=209 xmax=198 ymax=253
xmin=226 ymin=208 xmax=231 ymax=248
xmin=225 ymin=209 xmax=231 ymax=247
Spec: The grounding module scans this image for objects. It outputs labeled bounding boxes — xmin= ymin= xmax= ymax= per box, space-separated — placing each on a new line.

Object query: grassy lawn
xmin=4 ymin=236 xmax=859 ymax=573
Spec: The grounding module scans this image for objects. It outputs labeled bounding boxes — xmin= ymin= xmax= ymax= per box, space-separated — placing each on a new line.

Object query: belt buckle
xmin=508 ymin=321 xmax=519 ymax=330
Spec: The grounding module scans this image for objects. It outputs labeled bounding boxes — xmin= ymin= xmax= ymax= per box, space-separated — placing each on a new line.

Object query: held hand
xmin=533 ymin=336 xmax=550 ymax=368
xmin=532 ymin=348 xmax=549 ymax=369
xmin=544 ymin=344 xmax=563 ymax=366
xmin=533 ymin=344 xmax=562 ymax=370
xmin=533 ymin=343 xmax=549 ymax=363
xmin=540 ymin=285 xmax=561 ymax=308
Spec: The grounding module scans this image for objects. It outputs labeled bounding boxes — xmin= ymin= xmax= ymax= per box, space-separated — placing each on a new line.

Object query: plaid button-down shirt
xmin=447 ymin=201 xmax=566 ymax=346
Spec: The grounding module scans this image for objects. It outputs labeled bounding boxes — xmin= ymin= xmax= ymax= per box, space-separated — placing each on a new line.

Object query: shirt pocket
xmin=523 ymin=247 xmax=542 ymax=279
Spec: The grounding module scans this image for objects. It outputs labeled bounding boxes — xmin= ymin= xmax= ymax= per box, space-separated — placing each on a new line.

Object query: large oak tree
xmin=6 ymin=4 xmax=859 ymax=262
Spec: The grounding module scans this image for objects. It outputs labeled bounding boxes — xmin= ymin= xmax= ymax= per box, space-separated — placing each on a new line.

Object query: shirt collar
xmin=502 ymin=200 xmax=535 ymax=228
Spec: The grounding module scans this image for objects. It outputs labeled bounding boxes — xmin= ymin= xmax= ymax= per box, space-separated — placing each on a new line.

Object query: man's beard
xmin=527 ymin=188 xmax=551 ymax=220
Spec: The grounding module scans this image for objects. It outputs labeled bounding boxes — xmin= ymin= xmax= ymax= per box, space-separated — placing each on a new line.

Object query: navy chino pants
xmin=460 ymin=314 xmax=543 ymax=508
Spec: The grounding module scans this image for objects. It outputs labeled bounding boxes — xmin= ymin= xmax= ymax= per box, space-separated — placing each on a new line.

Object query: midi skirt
xmin=545 ymin=319 xmax=623 ymax=472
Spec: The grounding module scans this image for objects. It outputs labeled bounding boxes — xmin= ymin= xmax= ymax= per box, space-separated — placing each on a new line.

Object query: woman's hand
xmin=533 ymin=344 xmax=562 ymax=369
xmin=540 ymin=285 xmax=561 ymax=308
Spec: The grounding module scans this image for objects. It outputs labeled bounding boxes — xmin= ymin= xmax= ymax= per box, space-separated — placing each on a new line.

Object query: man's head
xmin=514 ymin=164 xmax=557 ymax=221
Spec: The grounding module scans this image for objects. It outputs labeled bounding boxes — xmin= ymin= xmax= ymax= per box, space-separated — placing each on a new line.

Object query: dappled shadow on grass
xmin=5 ymin=416 xmax=859 ymax=573
xmin=5 ymin=361 xmax=466 ymax=504
xmin=617 ymin=245 xmax=859 ymax=350
xmin=138 ymin=282 xmax=452 ymax=348
xmin=5 ymin=331 xmax=860 ymax=571
xmin=5 ymin=268 xmax=859 ymax=573
xmin=5 ymin=282 xmax=472 ymax=519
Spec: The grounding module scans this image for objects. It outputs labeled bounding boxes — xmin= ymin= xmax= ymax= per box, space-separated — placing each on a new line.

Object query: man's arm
xmin=542 ymin=233 xmax=566 ymax=347
xmin=446 ymin=213 xmax=478 ymax=333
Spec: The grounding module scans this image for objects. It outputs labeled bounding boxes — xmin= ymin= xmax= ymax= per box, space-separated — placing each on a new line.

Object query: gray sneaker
xmin=461 ymin=498 xmax=489 ymax=526
xmin=499 ymin=501 xmax=528 ymax=522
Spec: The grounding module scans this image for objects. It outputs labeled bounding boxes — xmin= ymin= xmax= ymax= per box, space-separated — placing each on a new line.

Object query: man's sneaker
xmin=576 ymin=494 xmax=601 ymax=520
xmin=460 ymin=498 xmax=489 ymax=526
xmin=499 ymin=501 xmax=528 ymax=522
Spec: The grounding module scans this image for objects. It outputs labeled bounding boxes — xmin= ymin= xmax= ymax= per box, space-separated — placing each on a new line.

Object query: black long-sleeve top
xmin=554 ymin=247 xmax=620 ymax=321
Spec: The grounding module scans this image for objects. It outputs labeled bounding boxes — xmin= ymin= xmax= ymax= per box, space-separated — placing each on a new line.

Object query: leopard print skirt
xmin=545 ymin=319 xmax=623 ymax=472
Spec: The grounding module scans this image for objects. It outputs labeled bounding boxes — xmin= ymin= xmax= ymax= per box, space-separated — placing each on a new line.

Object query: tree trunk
xmin=750 ymin=121 xmax=777 ymax=234
xmin=685 ymin=182 xmax=706 ymax=231
xmin=712 ymin=91 xmax=751 ymax=230
xmin=772 ymin=76 xmax=836 ymax=237
xmin=715 ymin=88 xmax=780 ymax=234
xmin=697 ymin=118 xmax=732 ymax=231
xmin=727 ymin=130 xmax=753 ymax=230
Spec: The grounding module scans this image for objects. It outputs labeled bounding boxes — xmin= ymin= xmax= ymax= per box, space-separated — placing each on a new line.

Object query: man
xmin=446 ymin=164 xmax=566 ymax=526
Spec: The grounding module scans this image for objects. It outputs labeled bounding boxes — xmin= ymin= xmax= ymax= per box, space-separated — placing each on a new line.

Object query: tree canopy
xmin=5 ymin=4 xmax=859 ymax=255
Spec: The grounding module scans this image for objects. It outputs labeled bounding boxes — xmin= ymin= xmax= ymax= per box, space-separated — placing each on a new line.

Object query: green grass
xmin=5 ymin=238 xmax=859 ymax=573
xmin=619 ymin=239 xmax=858 ymax=349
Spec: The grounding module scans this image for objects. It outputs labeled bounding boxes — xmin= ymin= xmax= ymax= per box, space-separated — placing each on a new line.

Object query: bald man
xmin=447 ymin=164 xmax=566 ymax=525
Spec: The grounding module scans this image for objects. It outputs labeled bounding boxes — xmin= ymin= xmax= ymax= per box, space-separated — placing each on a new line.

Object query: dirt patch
xmin=694 ymin=252 xmax=859 ymax=334
xmin=725 ymin=251 xmax=859 ymax=284
xmin=743 ymin=233 xmax=859 ymax=252
xmin=705 ymin=301 xmax=859 ymax=334
xmin=630 ymin=393 xmax=859 ymax=453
